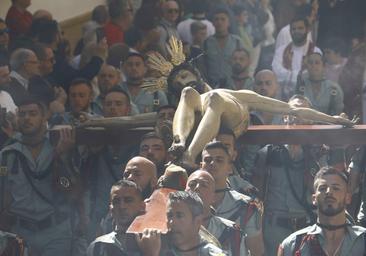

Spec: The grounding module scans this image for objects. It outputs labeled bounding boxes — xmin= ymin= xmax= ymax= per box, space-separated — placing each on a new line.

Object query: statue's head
xmin=167 ymin=63 xmax=205 ymax=97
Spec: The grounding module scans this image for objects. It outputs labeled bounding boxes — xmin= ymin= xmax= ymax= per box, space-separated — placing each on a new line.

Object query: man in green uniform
xmin=278 ymin=167 xmax=366 ymax=255
xmin=200 ymin=141 xmax=264 ymax=256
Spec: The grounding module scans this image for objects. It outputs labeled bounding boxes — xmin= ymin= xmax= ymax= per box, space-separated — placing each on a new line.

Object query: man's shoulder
xmin=201 ymin=242 xmax=228 ymax=255
xmin=227 ymin=189 xmax=252 ymax=203
xmin=281 ymin=224 xmax=316 ymax=248
xmin=349 ymin=224 xmax=366 ymax=236
xmin=92 ymin=231 xmax=117 ymax=244
xmin=1 ymin=138 xmax=22 ymax=155
xmin=211 ymin=215 xmax=237 ymax=230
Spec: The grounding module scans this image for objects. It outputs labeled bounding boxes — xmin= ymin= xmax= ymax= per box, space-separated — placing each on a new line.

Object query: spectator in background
xmin=6 ymin=48 xmax=40 ymax=105
xmin=104 ymin=0 xmax=134 ymax=46
xmin=123 ymin=156 xmax=158 ymax=199
xmin=295 ymin=52 xmax=344 ymax=115
xmin=0 ymin=60 xmax=16 ymax=114
xmin=31 ymin=43 xmax=67 ymax=115
xmin=203 ymin=7 xmax=244 ymax=88
xmin=157 ymin=0 xmax=181 ymax=57
xmin=323 ymin=38 xmax=348 ymax=84
xmin=187 ymin=21 xmax=206 ymax=60
xmin=275 ymin=4 xmax=314 ymax=50
xmin=102 ymin=87 xmax=132 ymax=117
xmin=51 ymin=36 xmax=107 ymax=93
xmin=139 ymin=132 xmax=168 ymax=177
xmin=68 ymin=78 xmax=94 ymax=115
xmin=0 ymin=19 xmax=10 ymax=53
xmin=121 ymin=52 xmax=167 ymax=113
xmin=177 ymin=0 xmax=215 ymax=45
xmin=252 ymin=69 xmax=283 ymax=124
xmin=49 ymin=78 xmax=96 ymax=126
xmin=106 ymin=43 xmax=130 ymax=69
xmin=272 ymin=16 xmax=321 ymax=101
xmin=338 ymin=20 xmax=366 ymax=123
xmin=74 ymin=5 xmax=109 ymax=56
xmin=93 ymin=64 xmax=121 ymax=115
xmin=124 ymin=26 xmax=161 ymax=54
xmin=5 ymin=0 xmax=32 ymax=42
xmin=0 ymin=60 xmax=17 ymax=147
xmin=226 ymin=48 xmax=253 ymax=90
xmin=29 ymin=18 xmax=60 ymax=51
xmin=232 ymin=5 xmax=253 ymax=58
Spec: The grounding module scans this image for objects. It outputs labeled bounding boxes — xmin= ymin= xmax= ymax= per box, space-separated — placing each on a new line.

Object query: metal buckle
xmin=59 ymin=176 xmax=71 ymax=189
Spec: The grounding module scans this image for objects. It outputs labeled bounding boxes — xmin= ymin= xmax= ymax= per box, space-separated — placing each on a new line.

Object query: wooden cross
xmin=75 ymin=125 xmax=366 ymax=145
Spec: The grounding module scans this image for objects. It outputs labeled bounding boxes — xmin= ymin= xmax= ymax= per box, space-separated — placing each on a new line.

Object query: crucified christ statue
xmin=170 ymin=86 xmax=355 ymax=167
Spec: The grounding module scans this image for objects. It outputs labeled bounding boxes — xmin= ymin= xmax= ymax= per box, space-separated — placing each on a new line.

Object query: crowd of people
xmin=0 ymin=0 xmax=366 ymax=255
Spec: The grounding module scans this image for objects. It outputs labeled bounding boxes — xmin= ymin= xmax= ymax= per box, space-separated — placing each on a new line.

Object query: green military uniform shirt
xmin=279 ymin=224 xmax=366 ymax=256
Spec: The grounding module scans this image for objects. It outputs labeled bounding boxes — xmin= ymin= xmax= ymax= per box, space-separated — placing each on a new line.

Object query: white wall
xmin=0 ymin=0 xmax=106 ymax=21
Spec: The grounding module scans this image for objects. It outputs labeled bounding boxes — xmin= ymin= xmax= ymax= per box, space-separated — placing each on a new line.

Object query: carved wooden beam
xmin=74 ymin=125 xmax=366 ymax=145
xmin=239 ymin=125 xmax=366 ymax=145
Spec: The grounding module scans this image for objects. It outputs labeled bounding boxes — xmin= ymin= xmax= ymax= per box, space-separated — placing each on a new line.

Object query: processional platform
xmin=75 ymin=124 xmax=366 ymax=145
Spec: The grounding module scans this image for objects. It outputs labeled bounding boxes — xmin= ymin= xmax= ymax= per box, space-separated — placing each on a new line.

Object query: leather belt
xmin=16 ymin=212 xmax=68 ymax=231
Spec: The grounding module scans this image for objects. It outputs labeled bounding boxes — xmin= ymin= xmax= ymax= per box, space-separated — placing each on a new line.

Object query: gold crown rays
xmin=141 ymin=36 xmax=186 ymax=93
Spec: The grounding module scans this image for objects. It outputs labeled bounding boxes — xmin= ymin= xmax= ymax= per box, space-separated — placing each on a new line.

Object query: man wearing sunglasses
xmin=157 ymin=0 xmax=181 ymax=58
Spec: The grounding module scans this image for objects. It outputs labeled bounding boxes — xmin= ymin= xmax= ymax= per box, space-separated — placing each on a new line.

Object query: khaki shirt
xmin=208 ymin=215 xmax=247 ymax=256
xmin=279 ymin=224 xmax=366 ymax=256
xmin=215 ymin=190 xmax=261 ymax=237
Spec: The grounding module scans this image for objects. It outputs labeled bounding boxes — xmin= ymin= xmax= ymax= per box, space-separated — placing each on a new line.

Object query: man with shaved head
xmin=253 ymin=70 xmax=283 ymax=125
xmin=33 ymin=9 xmax=53 ymax=20
xmin=84 ymin=140 xmax=135 ymax=242
xmin=201 ymin=141 xmax=265 ymax=256
xmin=93 ymin=64 xmax=122 ymax=115
xmin=186 ymin=170 xmax=247 ymax=255
xmin=226 ymin=48 xmax=254 ymax=90
xmin=123 ymin=156 xmax=158 ymax=199
xmin=139 ymin=132 xmax=168 ymax=177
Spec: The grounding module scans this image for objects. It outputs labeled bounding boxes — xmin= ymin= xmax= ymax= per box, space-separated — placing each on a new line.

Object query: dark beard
xmin=127 ymin=78 xmax=143 ymax=86
xmin=292 ymin=33 xmax=307 ymax=46
xmin=318 ymin=201 xmax=345 ymax=217
xmin=232 ymin=64 xmax=246 ymax=75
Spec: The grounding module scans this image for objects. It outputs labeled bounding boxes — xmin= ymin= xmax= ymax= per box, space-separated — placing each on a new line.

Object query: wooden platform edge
xmin=74 ymin=125 xmax=366 ymax=145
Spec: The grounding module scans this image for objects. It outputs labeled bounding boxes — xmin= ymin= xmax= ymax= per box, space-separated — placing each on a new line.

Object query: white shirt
xmin=9 ymin=71 xmax=28 ymax=90
xmin=272 ymin=41 xmax=321 ymax=96
xmin=0 ymin=90 xmax=17 ymax=113
xmin=275 ymin=24 xmax=313 ymax=50
xmin=177 ymin=18 xmax=215 ymax=44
